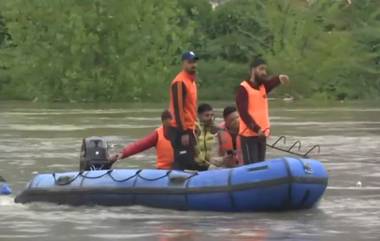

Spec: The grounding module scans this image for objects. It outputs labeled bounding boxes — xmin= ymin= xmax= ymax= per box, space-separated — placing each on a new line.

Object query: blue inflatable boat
xmin=0 ymin=176 xmax=12 ymax=195
xmin=15 ymin=157 xmax=328 ymax=212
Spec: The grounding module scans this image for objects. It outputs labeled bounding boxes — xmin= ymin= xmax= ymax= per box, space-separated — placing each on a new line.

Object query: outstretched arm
xmin=264 ymin=75 xmax=289 ymax=93
xmin=119 ymin=130 xmax=158 ymax=159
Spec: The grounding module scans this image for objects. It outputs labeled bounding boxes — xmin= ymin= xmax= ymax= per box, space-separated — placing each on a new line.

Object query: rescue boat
xmin=0 ymin=180 xmax=12 ymax=195
xmin=15 ymin=157 xmax=328 ymax=212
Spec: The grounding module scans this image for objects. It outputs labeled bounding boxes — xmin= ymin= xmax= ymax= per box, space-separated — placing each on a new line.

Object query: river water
xmin=0 ymin=100 xmax=379 ymax=241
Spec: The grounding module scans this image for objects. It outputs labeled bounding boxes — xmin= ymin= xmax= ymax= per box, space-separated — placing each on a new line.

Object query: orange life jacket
xmin=169 ymin=70 xmax=198 ymax=130
xmin=218 ymin=122 xmax=243 ymax=165
xmin=239 ymin=81 xmax=270 ymax=137
xmin=155 ymin=127 xmax=174 ymax=169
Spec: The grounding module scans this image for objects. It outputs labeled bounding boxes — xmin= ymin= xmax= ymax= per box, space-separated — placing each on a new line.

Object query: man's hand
xmin=279 ymin=74 xmax=289 ymax=84
xmin=257 ymin=128 xmax=266 ymax=137
xmin=181 ymin=133 xmax=190 ymax=146
xmin=223 ymin=155 xmax=238 ymax=168
xmin=108 ymin=153 xmax=123 ymax=164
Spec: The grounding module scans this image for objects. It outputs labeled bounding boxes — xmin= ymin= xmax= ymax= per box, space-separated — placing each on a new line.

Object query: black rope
xmin=137 ymin=170 xmax=171 ymax=181
xmin=52 ymin=169 xmax=198 ymax=186
xmin=185 ymin=172 xmax=198 ymax=180
xmin=53 ymin=172 xmax=82 ymax=186
xmin=79 ymin=170 xmax=112 ymax=179
xmin=108 ymin=169 xmax=141 ymax=182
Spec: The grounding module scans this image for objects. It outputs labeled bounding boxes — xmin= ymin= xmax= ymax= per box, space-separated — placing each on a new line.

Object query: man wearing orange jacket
xmin=167 ymin=51 xmax=206 ymax=171
xmin=236 ymin=57 xmax=289 ymax=164
xmin=109 ymin=110 xmax=174 ymax=169
xmin=217 ymin=106 xmax=243 ymax=167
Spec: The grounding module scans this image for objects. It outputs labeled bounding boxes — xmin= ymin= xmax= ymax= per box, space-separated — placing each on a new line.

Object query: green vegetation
xmin=0 ymin=0 xmax=379 ymax=102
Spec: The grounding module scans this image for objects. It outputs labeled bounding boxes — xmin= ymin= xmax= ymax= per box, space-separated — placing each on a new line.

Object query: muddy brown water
xmin=0 ymin=101 xmax=379 ymax=241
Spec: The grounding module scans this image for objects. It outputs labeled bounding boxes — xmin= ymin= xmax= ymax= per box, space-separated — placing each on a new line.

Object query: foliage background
xmin=0 ymin=0 xmax=379 ymax=102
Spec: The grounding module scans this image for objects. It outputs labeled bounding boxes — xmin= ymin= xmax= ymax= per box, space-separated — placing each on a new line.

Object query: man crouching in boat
xmin=109 ymin=110 xmax=174 ymax=169
xmin=217 ymin=106 xmax=243 ymax=167
xmin=194 ymin=104 xmax=242 ymax=169
xmin=193 ymin=103 xmax=217 ymax=169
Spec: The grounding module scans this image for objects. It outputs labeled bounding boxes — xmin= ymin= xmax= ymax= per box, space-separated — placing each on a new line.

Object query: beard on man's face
xmin=254 ymin=72 xmax=267 ymax=84
xmin=185 ymin=66 xmax=196 ymax=74
xmin=190 ymin=66 xmax=197 ymax=73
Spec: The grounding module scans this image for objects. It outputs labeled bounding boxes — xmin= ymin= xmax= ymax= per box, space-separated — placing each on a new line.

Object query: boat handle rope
xmin=52 ymin=169 xmax=198 ymax=186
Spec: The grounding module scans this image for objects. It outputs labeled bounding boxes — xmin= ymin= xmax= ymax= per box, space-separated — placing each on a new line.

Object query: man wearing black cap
xmin=236 ymin=57 xmax=289 ymax=163
xmin=168 ymin=51 xmax=207 ymax=170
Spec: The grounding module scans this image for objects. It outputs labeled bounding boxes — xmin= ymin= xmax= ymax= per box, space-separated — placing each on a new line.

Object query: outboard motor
xmin=79 ymin=136 xmax=111 ymax=171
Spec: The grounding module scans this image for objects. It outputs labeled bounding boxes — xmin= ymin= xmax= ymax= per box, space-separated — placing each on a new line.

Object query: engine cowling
xmin=79 ymin=137 xmax=111 ymax=171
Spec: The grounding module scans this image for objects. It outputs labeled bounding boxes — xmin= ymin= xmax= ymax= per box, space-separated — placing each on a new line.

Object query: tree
xmin=0 ymin=0 xmax=194 ymax=101
xmin=0 ymin=0 xmax=379 ymax=102
xmin=200 ymin=0 xmax=380 ymax=100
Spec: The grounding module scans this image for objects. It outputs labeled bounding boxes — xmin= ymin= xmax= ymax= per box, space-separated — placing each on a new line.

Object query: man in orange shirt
xmin=217 ymin=106 xmax=242 ymax=167
xmin=236 ymin=57 xmax=289 ymax=164
xmin=167 ymin=51 xmax=206 ymax=171
xmin=109 ymin=110 xmax=174 ymax=169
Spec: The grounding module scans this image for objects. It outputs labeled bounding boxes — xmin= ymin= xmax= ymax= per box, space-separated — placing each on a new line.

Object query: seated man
xmin=109 ymin=110 xmax=174 ymax=169
xmin=195 ymin=104 xmax=244 ymax=169
xmin=217 ymin=106 xmax=243 ymax=167
xmin=193 ymin=103 xmax=218 ymax=170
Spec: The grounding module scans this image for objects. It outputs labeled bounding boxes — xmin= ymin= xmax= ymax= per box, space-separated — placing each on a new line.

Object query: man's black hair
xmin=250 ymin=56 xmax=267 ymax=69
xmin=223 ymin=106 xmax=237 ymax=119
xmin=197 ymin=103 xmax=213 ymax=114
xmin=161 ymin=110 xmax=172 ymax=121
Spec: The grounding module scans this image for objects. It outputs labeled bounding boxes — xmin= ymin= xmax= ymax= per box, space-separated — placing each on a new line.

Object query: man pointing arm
xmin=236 ymin=57 xmax=289 ymax=164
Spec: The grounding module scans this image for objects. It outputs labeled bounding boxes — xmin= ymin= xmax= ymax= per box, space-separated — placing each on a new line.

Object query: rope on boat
xmin=52 ymin=169 xmax=198 ymax=186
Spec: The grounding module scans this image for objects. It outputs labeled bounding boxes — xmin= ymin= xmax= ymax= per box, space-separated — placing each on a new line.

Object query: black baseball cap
xmin=181 ymin=51 xmax=199 ymax=61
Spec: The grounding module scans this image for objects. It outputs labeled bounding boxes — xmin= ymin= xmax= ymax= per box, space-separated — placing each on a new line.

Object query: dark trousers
xmin=240 ymin=135 xmax=267 ymax=164
xmin=167 ymin=127 xmax=207 ymax=171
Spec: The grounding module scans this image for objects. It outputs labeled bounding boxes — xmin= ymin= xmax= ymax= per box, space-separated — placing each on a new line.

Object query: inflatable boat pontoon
xmin=15 ymin=157 xmax=328 ymax=212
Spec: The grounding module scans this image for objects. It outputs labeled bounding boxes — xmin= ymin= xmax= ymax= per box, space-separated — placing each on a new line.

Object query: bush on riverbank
xmin=0 ymin=0 xmax=379 ymax=102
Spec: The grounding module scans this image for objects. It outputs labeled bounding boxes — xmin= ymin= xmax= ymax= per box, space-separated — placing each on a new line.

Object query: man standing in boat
xmin=236 ymin=57 xmax=289 ymax=164
xmin=167 ymin=51 xmax=204 ymax=170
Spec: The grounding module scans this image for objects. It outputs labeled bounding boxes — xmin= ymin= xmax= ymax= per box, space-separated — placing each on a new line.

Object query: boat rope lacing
xmin=52 ymin=169 xmax=198 ymax=186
